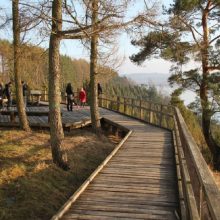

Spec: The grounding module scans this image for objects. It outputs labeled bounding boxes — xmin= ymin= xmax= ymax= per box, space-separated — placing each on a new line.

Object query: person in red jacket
xmin=79 ymin=87 xmax=86 ymax=107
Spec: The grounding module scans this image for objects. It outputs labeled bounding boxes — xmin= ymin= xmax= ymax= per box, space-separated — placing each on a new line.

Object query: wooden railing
xmin=99 ymin=95 xmax=220 ymax=220
xmin=173 ymin=108 xmax=220 ymax=220
xmin=99 ymin=95 xmax=174 ymax=130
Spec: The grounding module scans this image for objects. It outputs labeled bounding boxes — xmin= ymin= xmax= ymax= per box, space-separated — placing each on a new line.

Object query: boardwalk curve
xmin=52 ymin=108 xmax=179 ymax=220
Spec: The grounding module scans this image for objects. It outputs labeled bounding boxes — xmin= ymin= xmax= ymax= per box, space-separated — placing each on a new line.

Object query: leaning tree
xmin=12 ymin=0 xmax=30 ymax=132
xmin=130 ymin=0 xmax=220 ymax=170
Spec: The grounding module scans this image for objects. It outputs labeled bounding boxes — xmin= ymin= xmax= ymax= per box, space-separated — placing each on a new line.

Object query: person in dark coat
xmin=22 ymin=81 xmax=28 ymax=107
xmin=66 ymin=83 xmax=77 ymax=111
xmin=98 ymin=83 xmax=102 ymax=96
xmin=5 ymin=82 xmax=12 ymax=109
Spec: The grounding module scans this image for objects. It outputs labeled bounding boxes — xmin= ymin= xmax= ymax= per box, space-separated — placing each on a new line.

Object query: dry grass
xmin=0 ymin=128 xmax=118 ymax=220
xmin=212 ymin=171 xmax=220 ymax=189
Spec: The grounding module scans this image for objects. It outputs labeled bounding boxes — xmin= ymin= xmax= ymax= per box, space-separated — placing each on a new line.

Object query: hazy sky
xmin=59 ymin=0 xmax=174 ymax=75
xmin=0 ymin=0 xmax=174 ymax=75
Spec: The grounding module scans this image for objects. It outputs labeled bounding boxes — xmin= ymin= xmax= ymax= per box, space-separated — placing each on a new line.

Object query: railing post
xmin=98 ymin=94 xmax=102 ymax=107
xmin=117 ymin=96 xmax=120 ymax=112
xmin=124 ymin=97 xmax=127 ymax=114
xmin=159 ymin=105 xmax=163 ymax=127
xmin=131 ymin=99 xmax=134 ymax=116
xmin=140 ymin=100 xmax=142 ymax=119
xmin=43 ymin=89 xmax=48 ymax=101
xmin=150 ymin=103 xmax=153 ymax=123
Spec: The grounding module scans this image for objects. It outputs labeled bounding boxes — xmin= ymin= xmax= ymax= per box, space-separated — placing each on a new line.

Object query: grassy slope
xmin=0 ymin=128 xmax=116 ymax=220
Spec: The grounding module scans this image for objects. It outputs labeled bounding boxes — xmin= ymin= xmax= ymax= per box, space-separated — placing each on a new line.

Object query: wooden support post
xmin=10 ymin=112 xmax=15 ymax=123
xmin=98 ymin=95 xmax=101 ymax=107
xmin=149 ymin=103 xmax=153 ymax=123
xmin=131 ymin=99 xmax=134 ymax=116
xmin=159 ymin=105 xmax=163 ymax=127
xmin=112 ymin=126 xmax=119 ymax=137
xmin=124 ymin=97 xmax=127 ymax=114
xmin=102 ymin=121 xmax=111 ymax=132
xmin=100 ymin=95 xmax=103 ymax=107
xmin=43 ymin=89 xmax=47 ymax=101
xmin=140 ymin=100 xmax=142 ymax=119
xmin=110 ymin=100 xmax=113 ymax=110
xmin=117 ymin=96 xmax=120 ymax=112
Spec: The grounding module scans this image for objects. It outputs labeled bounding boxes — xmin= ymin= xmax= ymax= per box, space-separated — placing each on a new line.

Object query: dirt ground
xmin=0 ymin=127 xmax=120 ymax=220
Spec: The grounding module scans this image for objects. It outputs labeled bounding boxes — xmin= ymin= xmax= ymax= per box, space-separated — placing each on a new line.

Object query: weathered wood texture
xmin=174 ymin=108 xmax=220 ymax=220
xmin=0 ymin=106 xmax=91 ymax=129
xmin=100 ymin=96 xmax=220 ymax=220
xmin=52 ymin=108 xmax=179 ymax=220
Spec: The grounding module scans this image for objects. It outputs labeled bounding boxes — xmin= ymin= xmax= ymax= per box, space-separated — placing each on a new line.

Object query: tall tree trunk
xmin=200 ymin=5 xmax=220 ymax=170
xmin=12 ymin=0 xmax=30 ymax=132
xmin=49 ymin=0 xmax=69 ymax=170
xmin=90 ymin=0 xmax=101 ymax=134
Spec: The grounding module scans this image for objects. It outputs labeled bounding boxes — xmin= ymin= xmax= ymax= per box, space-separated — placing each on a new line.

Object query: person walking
xmin=66 ymin=83 xmax=74 ymax=111
xmin=22 ymin=81 xmax=28 ymax=107
xmin=5 ymin=82 xmax=12 ymax=109
xmin=98 ymin=83 xmax=102 ymax=96
xmin=79 ymin=87 xmax=86 ymax=107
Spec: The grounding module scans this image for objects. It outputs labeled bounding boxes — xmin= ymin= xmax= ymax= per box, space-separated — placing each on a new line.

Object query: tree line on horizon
xmin=0 ymin=38 xmax=165 ymax=105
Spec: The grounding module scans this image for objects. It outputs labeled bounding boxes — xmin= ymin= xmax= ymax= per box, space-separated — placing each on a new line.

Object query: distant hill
xmin=125 ymin=73 xmax=170 ymax=86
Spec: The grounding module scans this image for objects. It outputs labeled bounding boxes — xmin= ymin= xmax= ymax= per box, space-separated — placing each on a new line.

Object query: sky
xmin=59 ymin=0 xmax=174 ymax=75
xmin=0 ymin=0 xmax=174 ymax=75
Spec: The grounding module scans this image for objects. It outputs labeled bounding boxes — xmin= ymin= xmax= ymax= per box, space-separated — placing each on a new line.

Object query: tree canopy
xmin=130 ymin=0 xmax=220 ymax=169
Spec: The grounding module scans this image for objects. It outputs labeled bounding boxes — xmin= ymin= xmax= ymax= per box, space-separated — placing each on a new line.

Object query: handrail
xmin=99 ymin=95 xmax=174 ymax=130
xmin=98 ymin=95 xmax=220 ymax=220
xmin=174 ymin=107 xmax=220 ymax=220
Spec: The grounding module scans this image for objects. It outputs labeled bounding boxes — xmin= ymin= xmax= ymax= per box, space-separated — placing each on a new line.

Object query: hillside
xmin=126 ymin=73 xmax=170 ymax=86
xmin=0 ymin=39 xmax=170 ymax=105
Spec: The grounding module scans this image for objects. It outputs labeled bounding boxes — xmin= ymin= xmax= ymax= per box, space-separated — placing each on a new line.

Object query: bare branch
xmin=209 ymin=34 xmax=220 ymax=44
xmin=176 ymin=15 xmax=202 ymax=48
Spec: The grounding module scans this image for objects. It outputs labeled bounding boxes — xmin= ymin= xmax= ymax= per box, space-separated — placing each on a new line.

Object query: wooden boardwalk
xmin=54 ymin=108 xmax=179 ymax=220
xmin=0 ymin=106 xmax=91 ymax=128
xmin=0 ymin=106 xmax=179 ymax=218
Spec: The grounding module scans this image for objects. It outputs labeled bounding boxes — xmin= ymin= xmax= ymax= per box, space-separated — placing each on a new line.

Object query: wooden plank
xmin=50 ymin=107 xmax=180 ymax=220
xmin=73 ymin=196 xmax=179 ymax=208
xmin=69 ymin=204 xmax=176 ymax=216
xmin=74 ymin=200 xmax=178 ymax=212
xmin=88 ymin=184 xmax=177 ymax=193
xmin=51 ymin=130 xmax=133 ymax=220
xmin=64 ymin=209 xmax=177 ymax=220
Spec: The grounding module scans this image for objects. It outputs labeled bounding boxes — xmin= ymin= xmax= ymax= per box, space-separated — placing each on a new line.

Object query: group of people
xmin=0 ymin=81 xmax=28 ymax=109
xmin=65 ymin=82 xmax=102 ymax=111
xmin=65 ymin=83 xmax=86 ymax=111
xmin=0 ymin=82 xmax=12 ymax=109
